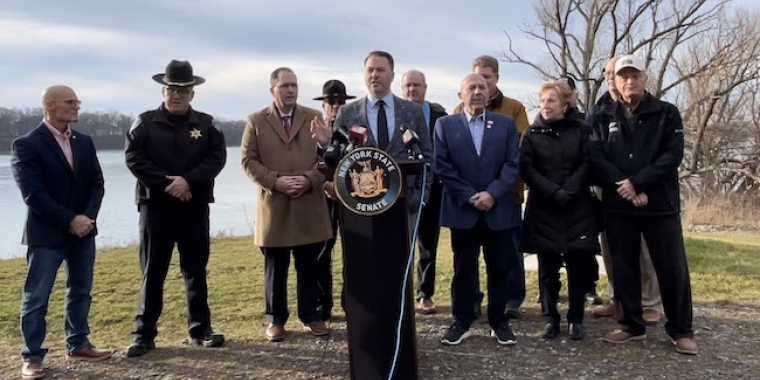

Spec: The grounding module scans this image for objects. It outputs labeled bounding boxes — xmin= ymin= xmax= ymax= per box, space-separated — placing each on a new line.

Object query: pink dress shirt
xmin=43 ymin=121 xmax=74 ymax=169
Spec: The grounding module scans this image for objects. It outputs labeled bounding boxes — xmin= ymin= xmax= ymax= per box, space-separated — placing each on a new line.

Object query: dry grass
xmin=682 ymin=194 xmax=760 ymax=231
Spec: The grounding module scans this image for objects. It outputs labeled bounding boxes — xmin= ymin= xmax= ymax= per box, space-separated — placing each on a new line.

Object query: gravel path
xmin=1 ymin=303 xmax=757 ymax=379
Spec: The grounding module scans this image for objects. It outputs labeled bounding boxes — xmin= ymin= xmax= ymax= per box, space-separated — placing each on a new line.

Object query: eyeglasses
xmin=325 ymin=98 xmax=346 ymax=106
xmin=165 ymin=87 xmax=192 ymax=96
xmin=56 ymin=100 xmax=82 ymax=107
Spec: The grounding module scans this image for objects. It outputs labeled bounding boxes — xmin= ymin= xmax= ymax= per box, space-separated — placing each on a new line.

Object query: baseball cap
xmin=557 ymin=76 xmax=576 ymax=90
xmin=614 ymin=55 xmax=645 ymax=74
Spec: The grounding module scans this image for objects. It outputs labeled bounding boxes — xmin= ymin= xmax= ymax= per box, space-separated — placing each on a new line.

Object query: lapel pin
xmin=486 ymin=120 xmax=493 ymax=129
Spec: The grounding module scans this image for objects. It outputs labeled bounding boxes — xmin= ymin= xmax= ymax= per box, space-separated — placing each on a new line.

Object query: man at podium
xmin=310 ymin=50 xmax=433 ymax=210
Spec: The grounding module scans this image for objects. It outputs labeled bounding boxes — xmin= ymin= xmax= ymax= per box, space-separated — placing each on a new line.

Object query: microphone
xmin=401 ymin=127 xmax=424 ymax=160
xmin=332 ymin=125 xmax=350 ymax=145
xmin=323 ymin=125 xmax=351 ymax=167
xmin=348 ymin=124 xmax=368 ymax=148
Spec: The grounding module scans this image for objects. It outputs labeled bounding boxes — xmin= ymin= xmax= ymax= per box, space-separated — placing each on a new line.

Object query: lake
xmin=0 ymin=147 xmax=258 ymax=259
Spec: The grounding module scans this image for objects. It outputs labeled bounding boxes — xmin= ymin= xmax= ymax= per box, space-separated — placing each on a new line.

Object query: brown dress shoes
xmin=21 ymin=360 xmax=45 ymax=380
xmin=266 ymin=323 xmax=286 ymax=342
xmin=419 ymin=298 xmax=437 ymax=314
xmin=68 ymin=342 xmax=114 ymax=362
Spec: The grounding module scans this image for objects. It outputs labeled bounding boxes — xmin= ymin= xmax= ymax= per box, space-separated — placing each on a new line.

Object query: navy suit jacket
xmin=11 ymin=123 xmax=105 ymax=246
xmin=434 ymin=111 xmax=520 ymax=230
xmin=333 ymin=95 xmax=434 ymax=208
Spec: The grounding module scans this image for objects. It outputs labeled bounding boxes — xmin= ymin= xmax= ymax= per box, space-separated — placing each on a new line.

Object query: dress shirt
xmin=463 ymin=109 xmax=486 ymax=156
xmin=43 ymin=120 xmax=73 ymax=168
xmin=422 ymin=101 xmax=431 ymax=127
xmin=366 ymin=92 xmax=396 ymax=145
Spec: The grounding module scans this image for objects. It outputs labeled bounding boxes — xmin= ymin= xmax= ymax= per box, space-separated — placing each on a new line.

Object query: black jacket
xmin=585 ymin=91 xmax=614 ymax=124
xmin=11 ymin=124 xmax=105 ymax=246
xmin=588 ymin=93 xmax=684 ymax=216
xmin=521 ymin=116 xmax=600 ymax=254
xmin=125 ymin=105 xmax=227 ymax=206
xmin=427 ymin=102 xmax=447 ymax=182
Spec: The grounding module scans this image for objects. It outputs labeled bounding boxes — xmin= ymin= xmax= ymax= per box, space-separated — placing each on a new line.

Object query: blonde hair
xmin=538 ymin=80 xmax=573 ymax=107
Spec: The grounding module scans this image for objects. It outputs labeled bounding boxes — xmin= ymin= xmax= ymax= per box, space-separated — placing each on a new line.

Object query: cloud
xmin=0 ymin=1 xmax=543 ymax=120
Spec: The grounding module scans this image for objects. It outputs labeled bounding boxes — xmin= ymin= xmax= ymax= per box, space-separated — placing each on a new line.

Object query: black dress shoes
xmin=569 ymin=323 xmax=585 ymax=340
xmin=542 ymin=322 xmax=560 ymax=339
xmin=126 ymin=339 xmax=155 ymax=358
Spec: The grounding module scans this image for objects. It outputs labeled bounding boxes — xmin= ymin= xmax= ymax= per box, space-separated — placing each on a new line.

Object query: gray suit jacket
xmin=334 ymin=95 xmax=434 ymax=210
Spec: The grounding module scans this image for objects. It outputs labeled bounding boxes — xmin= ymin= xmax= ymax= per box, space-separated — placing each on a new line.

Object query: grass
xmin=0 ymin=230 xmax=758 ymax=350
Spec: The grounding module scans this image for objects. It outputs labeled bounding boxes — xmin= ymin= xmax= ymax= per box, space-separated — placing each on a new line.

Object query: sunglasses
xmin=165 ymin=86 xmax=192 ymax=96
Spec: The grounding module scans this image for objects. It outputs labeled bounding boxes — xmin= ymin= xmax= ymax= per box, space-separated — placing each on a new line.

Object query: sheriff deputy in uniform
xmin=124 ymin=60 xmax=227 ymax=357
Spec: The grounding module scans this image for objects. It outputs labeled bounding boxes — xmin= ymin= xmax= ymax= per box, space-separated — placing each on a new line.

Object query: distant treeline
xmin=0 ymin=107 xmax=246 ymax=153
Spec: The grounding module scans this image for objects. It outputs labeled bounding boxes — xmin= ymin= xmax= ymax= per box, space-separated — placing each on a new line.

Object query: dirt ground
xmin=0 ymin=302 xmax=757 ymax=379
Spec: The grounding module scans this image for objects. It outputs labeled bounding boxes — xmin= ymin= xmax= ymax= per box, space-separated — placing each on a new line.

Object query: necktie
xmin=377 ymin=100 xmax=389 ymax=150
xmin=282 ymin=115 xmax=292 ymax=137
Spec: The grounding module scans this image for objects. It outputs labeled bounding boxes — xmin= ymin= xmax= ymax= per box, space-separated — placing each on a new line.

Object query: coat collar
xmin=603 ymin=92 xmax=661 ymax=116
xmin=37 ymin=122 xmax=75 ymax=174
xmin=266 ymin=103 xmax=305 ymax=144
xmin=152 ymin=104 xmax=200 ymax=127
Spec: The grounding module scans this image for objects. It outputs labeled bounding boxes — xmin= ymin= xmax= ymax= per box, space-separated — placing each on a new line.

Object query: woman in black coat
xmin=521 ymin=80 xmax=600 ymax=340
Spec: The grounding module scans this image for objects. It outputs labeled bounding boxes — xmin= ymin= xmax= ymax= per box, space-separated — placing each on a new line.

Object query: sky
xmin=1 ymin=0 xmax=756 ymax=122
xmin=0 ymin=0 xmax=542 ymax=121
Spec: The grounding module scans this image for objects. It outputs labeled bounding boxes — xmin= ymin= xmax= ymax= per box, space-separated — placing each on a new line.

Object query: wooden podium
xmin=320 ymin=160 xmax=422 ymax=380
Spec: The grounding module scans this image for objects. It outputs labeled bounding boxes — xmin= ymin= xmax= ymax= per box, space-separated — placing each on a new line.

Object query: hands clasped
xmin=165 ymin=175 xmax=192 ymax=202
xmin=69 ymin=215 xmax=95 ymax=237
xmin=615 ymin=178 xmax=648 ymax=207
xmin=275 ymin=175 xmax=312 ymax=198
xmin=470 ymin=191 xmax=495 ymax=212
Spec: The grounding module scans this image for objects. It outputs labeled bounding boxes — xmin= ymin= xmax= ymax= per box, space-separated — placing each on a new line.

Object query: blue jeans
xmin=21 ymin=237 xmax=95 ymax=361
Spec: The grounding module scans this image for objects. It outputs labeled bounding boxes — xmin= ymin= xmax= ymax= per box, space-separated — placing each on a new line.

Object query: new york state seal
xmin=334 ymin=147 xmax=402 ymax=216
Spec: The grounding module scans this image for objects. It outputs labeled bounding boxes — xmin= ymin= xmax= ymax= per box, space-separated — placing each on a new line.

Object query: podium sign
xmin=334 ymin=147 xmax=403 ymax=216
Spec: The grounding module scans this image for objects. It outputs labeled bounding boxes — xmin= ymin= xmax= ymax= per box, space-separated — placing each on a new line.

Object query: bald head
xmin=460 ymin=73 xmax=487 ymax=91
xmin=458 ymin=73 xmax=488 ymax=114
xmin=605 ymin=56 xmax=620 ymax=98
xmin=41 ymin=85 xmax=80 ymax=130
xmin=401 ymin=69 xmax=427 ymax=104
xmin=42 ymin=85 xmax=76 ymax=103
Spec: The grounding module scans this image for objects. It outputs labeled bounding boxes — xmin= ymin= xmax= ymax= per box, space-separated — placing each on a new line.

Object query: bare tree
xmin=501 ymin=0 xmax=760 ymax=196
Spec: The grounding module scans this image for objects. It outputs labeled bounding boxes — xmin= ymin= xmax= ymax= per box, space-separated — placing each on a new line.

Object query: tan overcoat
xmin=241 ymin=103 xmax=332 ymax=247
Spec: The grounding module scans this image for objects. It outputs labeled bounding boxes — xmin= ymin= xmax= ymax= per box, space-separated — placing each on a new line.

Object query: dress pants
xmin=600 ymin=232 xmax=663 ymax=310
xmin=317 ymin=198 xmax=340 ymax=320
xmin=416 ymin=179 xmax=443 ymax=301
xmin=450 ymin=218 xmax=516 ymax=329
xmin=474 ymin=205 xmax=526 ymax=310
xmin=506 ymin=208 xmax=526 ymax=308
xmin=262 ymin=242 xmax=323 ymax=325
xmin=581 ymin=254 xmax=600 ymax=295
xmin=538 ymin=251 xmax=593 ymax=324
xmin=605 ymin=213 xmax=693 ymax=339
xmin=133 ymin=204 xmax=213 ymax=341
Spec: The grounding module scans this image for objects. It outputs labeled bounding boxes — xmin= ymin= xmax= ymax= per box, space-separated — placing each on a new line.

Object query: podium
xmin=319 ymin=159 xmax=423 ymax=380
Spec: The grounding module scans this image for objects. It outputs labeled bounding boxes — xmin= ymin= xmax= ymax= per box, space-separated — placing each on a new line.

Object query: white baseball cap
xmin=614 ymin=55 xmax=645 ymax=74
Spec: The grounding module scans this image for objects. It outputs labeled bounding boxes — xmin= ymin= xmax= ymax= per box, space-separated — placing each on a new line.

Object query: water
xmin=0 ymin=147 xmax=258 ymax=259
